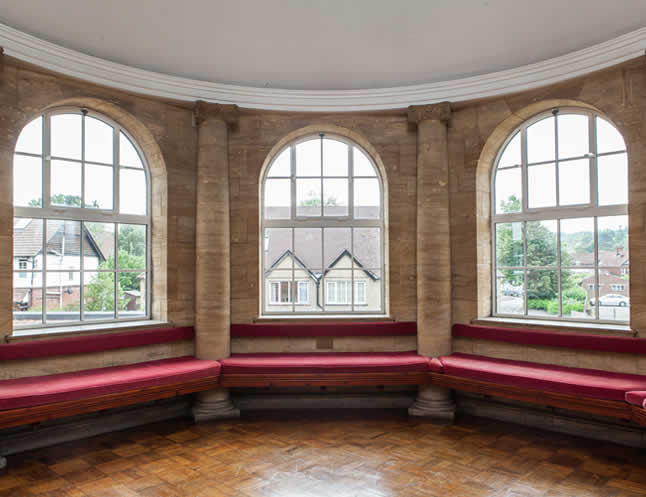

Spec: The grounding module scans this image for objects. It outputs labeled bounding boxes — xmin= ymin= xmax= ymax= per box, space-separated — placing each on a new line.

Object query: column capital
xmin=193 ymin=100 xmax=239 ymax=127
xmin=407 ymin=102 xmax=451 ymax=125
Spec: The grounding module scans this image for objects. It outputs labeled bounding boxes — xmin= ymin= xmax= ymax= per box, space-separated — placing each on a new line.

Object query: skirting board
xmin=457 ymin=394 xmax=646 ymax=448
xmin=233 ymin=392 xmax=416 ymax=410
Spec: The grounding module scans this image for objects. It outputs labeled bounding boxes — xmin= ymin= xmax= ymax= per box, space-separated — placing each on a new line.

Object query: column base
xmin=0 ymin=456 xmax=6 ymax=476
xmin=192 ymin=389 xmax=240 ymax=423
xmin=408 ymin=385 xmax=455 ymax=423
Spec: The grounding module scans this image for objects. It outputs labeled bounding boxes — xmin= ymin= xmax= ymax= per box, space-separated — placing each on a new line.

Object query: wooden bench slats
xmin=222 ymin=371 xmax=432 ymax=388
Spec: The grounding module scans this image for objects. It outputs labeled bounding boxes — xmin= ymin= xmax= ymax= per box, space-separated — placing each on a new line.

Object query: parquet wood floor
xmin=1 ymin=410 xmax=645 ymax=497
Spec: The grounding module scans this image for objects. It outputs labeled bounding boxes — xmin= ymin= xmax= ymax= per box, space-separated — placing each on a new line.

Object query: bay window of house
xmin=492 ymin=109 xmax=629 ymax=324
xmin=13 ymin=109 xmax=150 ymax=330
xmin=261 ymin=134 xmax=385 ymax=316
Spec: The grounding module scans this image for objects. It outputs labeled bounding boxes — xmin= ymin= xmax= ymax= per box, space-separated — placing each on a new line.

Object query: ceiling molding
xmin=1 ymin=22 xmax=645 ymax=112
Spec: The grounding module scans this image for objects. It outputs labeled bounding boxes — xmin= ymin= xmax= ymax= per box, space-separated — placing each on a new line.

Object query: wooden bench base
xmin=221 ymin=371 xmax=432 ymax=388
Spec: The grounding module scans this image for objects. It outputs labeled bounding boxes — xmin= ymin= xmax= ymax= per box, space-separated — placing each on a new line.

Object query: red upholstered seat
xmin=0 ymin=357 xmax=221 ymax=411
xmin=220 ymin=352 xmax=431 ymax=374
xmin=626 ymin=391 xmax=646 ymax=408
xmin=428 ymin=357 xmax=443 ymax=373
xmin=438 ymin=353 xmax=646 ymax=401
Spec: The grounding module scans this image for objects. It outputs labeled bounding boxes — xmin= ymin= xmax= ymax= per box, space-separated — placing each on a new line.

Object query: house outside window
xmin=269 ymin=280 xmax=309 ymax=305
xmin=492 ymin=109 xmax=629 ymax=324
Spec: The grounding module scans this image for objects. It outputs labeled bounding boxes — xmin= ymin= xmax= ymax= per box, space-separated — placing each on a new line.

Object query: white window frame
xmin=491 ymin=108 xmax=629 ymax=325
xmin=269 ymin=279 xmax=309 ymax=305
xmin=13 ymin=107 xmax=152 ymax=330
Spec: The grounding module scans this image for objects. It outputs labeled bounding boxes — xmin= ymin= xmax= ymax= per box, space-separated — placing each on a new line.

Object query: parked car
xmin=589 ymin=294 xmax=630 ymax=307
xmin=501 ymin=282 xmax=523 ymax=297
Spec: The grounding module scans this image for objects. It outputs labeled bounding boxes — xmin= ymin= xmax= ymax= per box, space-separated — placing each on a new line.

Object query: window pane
xmin=267 ymin=148 xmax=291 ymax=177
xmin=84 ymin=271 xmax=115 ymax=320
xmin=353 ymin=147 xmax=376 ymax=177
xmin=596 ymin=117 xmax=625 ymax=154
xmin=497 ymin=132 xmax=520 ymax=169
xmin=527 ymin=116 xmax=555 ymax=164
xmin=296 ymin=178 xmax=321 ymax=217
xmin=560 ymin=218 xmax=594 ymax=267
xmin=84 ymin=116 xmax=114 ymax=164
xmin=597 ymin=268 xmax=629 ymax=322
xmin=323 ymin=138 xmax=348 ymax=176
xmin=558 ymin=114 xmax=589 ymax=159
xmin=120 ymin=168 xmax=147 ymax=215
xmin=118 ymin=272 xmax=146 ymax=318
xmin=597 ymin=216 xmax=628 ymax=262
xmin=495 ymin=222 xmax=524 ymax=267
xmin=51 ymin=114 xmax=82 ymax=160
xmin=496 ymin=270 xmax=524 ymax=315
xmin=324 ymin=272 xmax=352 ymax=311
xmin=558 ymin=158 xmax=589 ymax=206
xmin=356 ymin=269 xmax=381 ymax=312
xmin=264 ymin=228 xmax=293 ymax=270
xmin=51 ymin=160 xmax=81 ymax=206
xmin=118 ymin=224 xmax=147 ymax=270
xmin=324 ymin=227 xmax=351 ymax=269
xmin=323 ymin=178 xmax=348 ymax=216
xmin=14 ymin=218 xmax=42 ymax=270
xmin=494 ymin=167 xmax=521 ymax=214
xmin=264 ymin=178 xmax=291 ymax=219
xmin=527 ymin=220 xmax=557 ymax=267
xmin=295 ymin=139 xmax=321 ymax=176
xmin=47 ymin=220 xmax=81 ymax=270
xmin=297 ymin=280 xmax=310 ymax=306
xmin=353 ymin=178 xmax=380 ymax=219
xmin=527 ymin=269 xmax=558 ymax=318
xmin=353 ymin=227 xmax=381 ymax=270
xmin=13 ymin=155 xmax=42 ymax=207
xmin=527 ymin=163 xmax=556 ymax=208
xmin=562 ymin=268 xmax=595 ymax=320
xmin=46 ymin=271 xmax=80 ymax=323
xmin=85 ymin=222 xmax=115 ymax=269
xmin=85 ymin=164 xmax=113 ymax=209
xmin=598 ymin=153 xmax=628 ymax=206
xmin=119 ymin=132 xmax=143 ymax=168
xmin=15 ymin=117 xmax=42 ymax=155
xmin=13 ymin=278 xmax=43 ymax=327
xmin=265 ymin=270 xmax=293 ymax=310
xmin=294 ymin=228 xmax=322 ymax=271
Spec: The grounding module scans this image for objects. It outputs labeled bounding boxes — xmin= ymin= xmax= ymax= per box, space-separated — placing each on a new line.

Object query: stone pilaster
xmin=407 ymin=102 xmax=455 ymax=421
xmin=192 ymin=101 xmax=240 ymax=421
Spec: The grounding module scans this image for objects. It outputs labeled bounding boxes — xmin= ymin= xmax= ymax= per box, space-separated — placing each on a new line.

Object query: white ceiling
xmin=1 ymin=0 xmax=646 ymax=92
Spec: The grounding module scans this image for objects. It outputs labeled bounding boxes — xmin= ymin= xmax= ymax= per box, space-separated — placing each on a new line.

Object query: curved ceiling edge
xmin=1 ymin=22 xmax=645 ymax=112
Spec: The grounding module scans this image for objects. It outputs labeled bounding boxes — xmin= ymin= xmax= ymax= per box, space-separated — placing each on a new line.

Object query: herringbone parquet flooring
xmin=1 ymin=410 xmax=645 ymax=497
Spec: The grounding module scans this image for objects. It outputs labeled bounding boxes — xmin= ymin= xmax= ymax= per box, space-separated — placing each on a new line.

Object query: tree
xmin=29 ymin=194 xmax=98 ymax=208
xmin=84 ymin=273 xmax=124 ymax=312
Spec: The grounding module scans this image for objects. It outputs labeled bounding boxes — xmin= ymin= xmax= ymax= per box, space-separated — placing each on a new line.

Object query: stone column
xmin=407 ymin=103 xmax=455 ymax=421
xmin=192 ymin=101 xmax=240 ymax=421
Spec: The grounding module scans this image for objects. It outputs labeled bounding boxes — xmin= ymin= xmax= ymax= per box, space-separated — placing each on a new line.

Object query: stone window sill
xmin=255 ymin=315 xmax=393 ymax=323
xmin=473 ymin=316 xmax=636 ymax=337
xmin=6 ymin=320 xmax=173 ymax=343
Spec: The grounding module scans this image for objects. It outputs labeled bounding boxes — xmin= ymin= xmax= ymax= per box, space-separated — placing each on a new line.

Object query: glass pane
xmin=353 ymin=178 xmax=380 ymax=219
xmin=120 ymin=168 xmax=147 ymax=215
xmin=295 ymin=139 xmax=321 ymax=177
xmin=494 ymin=167 xmax=521 ymax=214
xmin=598 ymin=153 xmax=628 ymax=206
xmin=119 ymin=132 xmax=143 ymax=168
xmin=323 ymin=138 xmax=348 ymax=176
xmin=597 ymin=268 xmax=629 ymax=322
xmin=14 ymin=218 xmax=42 ymax=270
xmin=495 ymin=222 xmax=524 ymax=267
xmin=324 ymin=270 xmax=352 ymax=311
xmin=13 ymin=278 xmax=42 ymax=327
xmin=51 ymin=160 xmax=81 ymax=206
xmin=264 ymin=178 xmax=291 ymax=219
xmin=51 ymin=114 xmax=82 ymax=160
xmin=527 ymin=220 xmax=557 ymax=267
xmin=353 ymin=147 xmax=376 ymax=177
xmin=353 ymin=227 xmax=381 ymax=270
xmin=265 ymin=270 xmax=294 ymax=310
xmin=355 ymin=269 xmax=382 ymax=312
xmin=46 ymin=271 xmax=81 ymax=323
xmin=528 ymin=163 xmax=556 ymax=208
xmin=118 ymin=272 xmax=146 ymax=318
xmin=560 ymin=218 xmax=594 ymax=267
xmin=497 ymin=132 xmax=520 ymax=169
xmin=118 ymin=224 xmax=147 ymax=270
xmin=84 ymin=271 xmax=115 ymax=320
xmin=296 ymin=178 xmax=321 ymax=217
xmin=85 ymin=164 xmax=113 ymax=209
xmin=562 ymin=268 xmax=595 ymax=320
xmin=15 ymin=117 xmax=42 ymax=155
xmin=46 ymin=220 xmax=81 ymax=270
xmin=527 ymin=116 xmax=555 ymax=164
xmin=527 ymin=269 xmax=558 ymax=318
xmin=597 ymin=216 xmax=628 ymax=264
xmin=558 ymin=114 xmax=589 ymax=159
xmin=496 ymin=270 xmax=524 ymax=315
xmin=558 ymin=158 xmax=589 ymax=206
xmin=85 ymin=222 xmax=115 ymax=269
xmin=323 ymin=178 xmax=348 ymax=216
xmin=267 ymin=148 xmax=291 ymax=177
xmin=13 ymin=155 xmax=42 ymax=207
xmin=294 ymin=228 xmax=322 ymax=271
xmin=84 ymin=116 xmax=114 ymax=164
xmin=596 ymin=117 xmax=625 ymax=154
xmin=324 ymin=227 xmax=352 ymax=269
xmin=264 ymin=228 xmax=292 ymax=270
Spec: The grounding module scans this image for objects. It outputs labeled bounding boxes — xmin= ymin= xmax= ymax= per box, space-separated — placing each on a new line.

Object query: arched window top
xmin=492 ymin=109 xmax=629 ymax=324
xmin=261 ymin=134 xmax=385 ymax=316
xmin=13 ymin=108 xmax=150 ymax=330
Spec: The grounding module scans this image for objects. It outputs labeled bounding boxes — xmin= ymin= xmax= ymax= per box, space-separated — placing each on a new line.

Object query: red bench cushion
xmin=626 ymin=391 xmax=646 ymax=408
xmin=428 ymin=357 xmax=443 ymax=373
xmin=438 ymin=353 xmax=646 ymax=401
xmin=231 ymin=322 xmax=417 ymax=338
xmin=0 ymin=356 xmax=220 ymax=410
xmin=220 ymin=352 xmax=431 ymax=374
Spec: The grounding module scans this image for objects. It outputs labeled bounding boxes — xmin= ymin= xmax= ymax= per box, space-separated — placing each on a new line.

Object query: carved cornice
xmin=193 ymin=100 xmax=239 ymax=127
xmin=407 ymin=102 xmax=451 ymax=125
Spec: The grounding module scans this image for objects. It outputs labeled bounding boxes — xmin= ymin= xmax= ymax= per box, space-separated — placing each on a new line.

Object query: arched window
xmin=261 ymin=134 xmax=385 ymax=316
xmin=493 ymin=109 xmax=628 ymax=324
xmin=13 ymin=109 xmax=150 ymax=329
